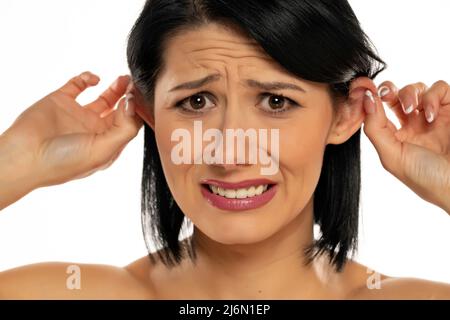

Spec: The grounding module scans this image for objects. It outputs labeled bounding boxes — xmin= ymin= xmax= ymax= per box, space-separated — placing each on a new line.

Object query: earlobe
xmin=128 ymin=81 xmax=156 ymax=131
xmin=136 ymin=104 xmax=155 ymax=131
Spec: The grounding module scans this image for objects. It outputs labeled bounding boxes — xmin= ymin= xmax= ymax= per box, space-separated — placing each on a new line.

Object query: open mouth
xmin=199 ymin=179 xmax=278 ymax=211
xmin=201 ymin=183 xmax=276 ymax=199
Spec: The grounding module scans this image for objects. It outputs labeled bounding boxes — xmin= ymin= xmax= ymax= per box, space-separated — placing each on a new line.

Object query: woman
xmin=0 ymin=0 xmax=449 ymax=299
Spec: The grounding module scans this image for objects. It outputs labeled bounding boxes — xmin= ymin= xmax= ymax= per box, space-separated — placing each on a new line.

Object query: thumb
xmin=362 ymin=89 xmax=404 ymax=174
xmin=90 ymin=94 xmax=143 ymax=167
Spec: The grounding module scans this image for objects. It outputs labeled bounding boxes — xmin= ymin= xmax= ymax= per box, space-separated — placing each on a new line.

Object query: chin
xmin=194 ymin=217 xmax=280 ymax=246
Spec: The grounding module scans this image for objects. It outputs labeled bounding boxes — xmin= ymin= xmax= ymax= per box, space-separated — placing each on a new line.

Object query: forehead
xmin=158 ymin=23 xmax=299 ymax=86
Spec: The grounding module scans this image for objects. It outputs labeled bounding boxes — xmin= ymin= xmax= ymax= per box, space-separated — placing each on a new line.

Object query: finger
xmin=57 ymin=71 xmax=100 ymax=99
xmin=89 ymin=94 xmax=143 ymax=168
xmin=376 ymin=81 xmax=409 ymax=126
xmin=85 ymin=75 xmax=131 ymax=114
xmin=397 ymin=82 xmax=428 ymax=115
xmin=363 ymin=89 xmax=403 ymax=175
xmin=421 ymin=80 xmax=450 ymax=124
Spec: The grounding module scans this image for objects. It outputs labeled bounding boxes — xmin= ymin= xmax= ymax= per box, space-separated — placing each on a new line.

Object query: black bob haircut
xmin=126 ymin=0 xmax=387 ymax=272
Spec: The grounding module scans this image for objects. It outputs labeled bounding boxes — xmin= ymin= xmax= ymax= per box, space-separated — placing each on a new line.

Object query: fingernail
xmin=377 ymin=86 xmax=390 ymax=98
xmin=402 ymin=103 xmax=414 ymax=114
xmin=364 ymin=90 xmax=375 ymax=114
xmin=80 ymin=72 xmax=90 ymax=82
xmin=425 ymin=107 xmax=435 ymax=123
xmin=125 ymin=93 xmax=135 ymax=117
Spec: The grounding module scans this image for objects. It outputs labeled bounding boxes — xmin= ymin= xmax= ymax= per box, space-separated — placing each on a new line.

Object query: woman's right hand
xmin=1 ymin=71 xmax=143 ymax=189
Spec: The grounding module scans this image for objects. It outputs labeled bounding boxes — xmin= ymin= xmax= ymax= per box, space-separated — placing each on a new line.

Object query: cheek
xmin=153 ymin=111 xmax=197 ymax=209
xmin=280 ymin=120 xmax=328 ymax=164
xmin=279 ymin=113 xmax=331 ymax=197
xmin=153 ymin=111 xmax=180 ymax=186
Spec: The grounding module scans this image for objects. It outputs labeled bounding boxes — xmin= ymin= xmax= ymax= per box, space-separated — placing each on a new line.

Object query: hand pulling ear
xmin=128 ymin=80 xmax=155 ymax=130
xmin=326 ymin=77 xmax=376 ymax=145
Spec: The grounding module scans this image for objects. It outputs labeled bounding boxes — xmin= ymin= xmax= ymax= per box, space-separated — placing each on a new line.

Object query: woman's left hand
xmin=362 ymin=80 xmax=450 ymax=214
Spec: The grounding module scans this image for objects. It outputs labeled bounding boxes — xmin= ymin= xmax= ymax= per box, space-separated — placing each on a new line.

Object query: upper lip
xmin=200 ymin=178 xmax=276 ymax=189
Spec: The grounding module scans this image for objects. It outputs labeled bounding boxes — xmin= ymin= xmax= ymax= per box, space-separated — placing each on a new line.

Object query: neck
xmin=188 ymin=199 xmax=330 ymax=298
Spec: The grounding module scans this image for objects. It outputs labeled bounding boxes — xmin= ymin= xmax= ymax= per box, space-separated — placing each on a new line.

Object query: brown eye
xmin=175 ymin=92 xmax=216 ymax=113
xmin=258 ymin=93 xmax=300 ymax=115
xmin=190 ymin=94 xmax=206 ymax=109
xmin=268 ymin=95 xmax=285 ymax=110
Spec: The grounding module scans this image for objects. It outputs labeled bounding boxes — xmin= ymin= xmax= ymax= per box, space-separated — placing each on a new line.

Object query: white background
xmin=0 ymin=0 xmax=449 ymax=284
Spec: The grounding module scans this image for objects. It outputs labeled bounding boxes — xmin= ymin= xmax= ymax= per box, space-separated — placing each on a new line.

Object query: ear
xmin=136 ymin=101 xmax=155 ymax=131
xmin=326 ymin=76 xmax=378 ymax=145
xmin=128 ymin=82 xmax=155 ymax=131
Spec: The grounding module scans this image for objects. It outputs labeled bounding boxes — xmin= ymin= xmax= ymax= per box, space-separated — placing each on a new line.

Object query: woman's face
xmin=152 ymin=23 xmax=339 ymax=245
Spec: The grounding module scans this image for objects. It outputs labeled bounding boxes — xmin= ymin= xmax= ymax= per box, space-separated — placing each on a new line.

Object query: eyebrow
xmin=168 ymin=74 xmax=306 ymax=93
xmin=245 ymin=79 xmax=306 ymax=92
xmin=169 ymin=74 xmax=221 ymax=92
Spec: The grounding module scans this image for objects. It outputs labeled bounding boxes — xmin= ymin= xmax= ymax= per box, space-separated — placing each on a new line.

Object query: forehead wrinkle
xmin=183 ymin=52 xmax=273 ymax=79
xmin=186 ymin=48 xmax=271 ymax=61
xmin=181 ymin=38 xmax=268 ymax=58
xmin=192 ymin=56 xmax=273 ymax=67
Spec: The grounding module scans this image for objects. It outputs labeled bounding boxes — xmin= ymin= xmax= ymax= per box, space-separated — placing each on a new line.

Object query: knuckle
xmin=397 ymin=88 xmax=408 ymax=102
xmin=415 ymin=81 xmax=427 ymax=89
xmin=420 ymin=90 xmax=432 ymax=102
xmin=70 ymin=77 xmax=85 ymax=91
xmin=95 ymin=95 xmax=111 ymax=110
xmin=434 ymin=80 xmax=448 ymax=87
xmin=399 ymin=87 xmax=417 ymax=104
xmin=404 ymin=84 xmax=417 ymax=94
xmin=414 ymin=82 xmax=428 ymax=96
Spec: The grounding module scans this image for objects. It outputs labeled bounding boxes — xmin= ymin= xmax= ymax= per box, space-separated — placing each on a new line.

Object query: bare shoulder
xmin=124 ymin=249 xmax=194 ymax=299
xmin=124 ymin=239 xmax=195 ymax=293
xmin=124 ymin=251 xmax=170 ymax=290
xmin=0 ymin=261 xmax=155 ymax=299
xmin=124 ymin=253 xmax=450 ymax=299
xmin=125 ymin=254 xmax=155 ymax=285
xmin=344 ymin=261 xmax=450 ymax=299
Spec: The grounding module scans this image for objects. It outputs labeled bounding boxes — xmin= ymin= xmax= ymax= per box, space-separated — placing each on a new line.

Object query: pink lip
xmin=200 ymin=179 xmax=278 ymax=212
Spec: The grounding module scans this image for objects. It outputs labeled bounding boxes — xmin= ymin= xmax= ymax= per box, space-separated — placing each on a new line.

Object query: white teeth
xmin=208 ymin=184 xmax=270 ymax=199
xmin=247 ymin=186 xmax=256 ymax=197
xmin=224 ymin=189 xmax=236 ymax=198
xmin=217 ymin=187 xmax=226 ymax=196
xmin=255 ymin=185 xmax=264 ymax=195
xmin=236 ymin=188 xmax=248 ymax=199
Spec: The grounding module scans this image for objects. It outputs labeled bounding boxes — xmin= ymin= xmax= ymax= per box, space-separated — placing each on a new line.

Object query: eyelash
xmin=174 ymin=91 xmax=301 ymax=115
xmin=259 ymin=92 xmax=300 ymax=114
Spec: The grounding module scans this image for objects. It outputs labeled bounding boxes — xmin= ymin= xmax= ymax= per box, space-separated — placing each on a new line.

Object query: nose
xmin=209 ymin=96 xmax=255 ymax=171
